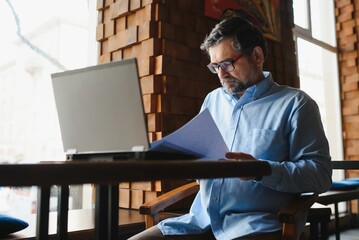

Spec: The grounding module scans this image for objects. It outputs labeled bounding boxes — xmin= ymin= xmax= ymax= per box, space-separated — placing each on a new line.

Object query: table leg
xmin=95 ymin=184 xmax=108 ymax=240
xmin=57 ymin=185 xmax=69 ymax=240
xmin=108 ymin=185 xmax=119 ymax=240
xmin=95 ymin=184 xmax=119 ymax=240
xmin=36 ymin=186 xmax=50 ymax=240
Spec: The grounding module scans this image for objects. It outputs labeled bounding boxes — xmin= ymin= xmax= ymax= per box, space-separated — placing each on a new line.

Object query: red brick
xmin=140 ymin=75 xmax=162 ymax=94
xmin=337 ymin=9 xmax=354 ymax=22
xmin=119 ymin=188 xmax=130 ymax=208
xmin=98 ymin=52 xmax=111 ymax=63
xmin=161 ymin=113 xmax=191 ymax=133
xmin=137 ymin=56 xmax=154 ymax=77
xmin=104 ymin=0 xmax=113 ymax=8
xmin=103 ymin=6 xmax=112 ymax=22
xmin=185 ymin=30 xmax=203 ymax=49
xmin=158 ymin=21 xmax=176 ymax=39
xmin=345 ymin=91 xmax=359 ymax=100
xmin=139 ymin=20 xmax=157 ymax=41
xmin=169 ymin=8 xmax=184 ymax=26
xmin=110 ymin=0 xmax=130 ymax=19
xmin=154 ymin=180 xmax=162 ymax=191
xmin=111 ymin=49 xmax=123 ymax=61
xmin=162 ymin=75 xmax=180 ymax=95
xmin=97 ymin=0 xmax=105 ymax=10
xmin=144 ymin=191 xmax=159 ymax=203
xmin=96 ymin=23 xmax=105 ymax=41
xmin=142 ymin=0 xmax=154 ymax=7
xmin=130 ymin=0 xmax=142 ymax=11
xmin=104 ymin=20 xmax=115 ymax=38
xmin=183 ymin=13 xmax=196 ymax=31
xmin=128 ymin=4 xmax=153 ymax=26
xmin=163 ymin=39 xmax=191 ymax=61
xmin=147 ymin=113 xmax=161 ymax=132
xmin=130 ymin=189 xmax=144 ymax=209
xmin=336 ymin=0 xmax=351 ymax=9
xmin=177 ymin=0 xmax=193 ymax=12
xmin=131 ymin=182 xmax=154 ymax=191
xmin=119 ymin=182 xmax=130 ymax=188
xmin=108 ymin=26 xmax=138 ymax=51
xmin=148 ymin=132 xmax=155 ymax=142
xmin=346 ymin=129 xmax=359 ymax=139
xmin=115 ymin=17 xmax=127 ymax=33
xmin=343 ymin=106 xmax=358 ymax=115
xmin=155 ymin=3 xmax=170 ymax=21
xmin=143 ymin=94 xmax=157 ymax=113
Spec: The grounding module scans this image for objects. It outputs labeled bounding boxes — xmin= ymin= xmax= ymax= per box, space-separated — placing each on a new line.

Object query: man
xmin=129 ymin=16 xmax=332 ymax=240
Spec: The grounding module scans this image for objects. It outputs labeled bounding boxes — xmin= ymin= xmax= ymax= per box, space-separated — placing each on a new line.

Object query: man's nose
xmin=217 ymin=67 xmax=229 ymax=79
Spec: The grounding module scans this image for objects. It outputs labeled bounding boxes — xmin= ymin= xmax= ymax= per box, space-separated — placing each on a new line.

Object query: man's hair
xmin=200 ymin=16 xmax=267 ymax=59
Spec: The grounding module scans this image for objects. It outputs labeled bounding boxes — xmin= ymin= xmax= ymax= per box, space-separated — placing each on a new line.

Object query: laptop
xmin=51 ymin=58 xmax=196 ymax=161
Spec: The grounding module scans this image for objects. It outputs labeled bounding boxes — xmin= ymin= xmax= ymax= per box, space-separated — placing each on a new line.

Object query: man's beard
xmin=220 ymin=76 xmax=248 ymax=95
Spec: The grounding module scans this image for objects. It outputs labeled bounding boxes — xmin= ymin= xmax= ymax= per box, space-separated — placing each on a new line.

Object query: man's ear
xmin=252 ymin=46 xmax=264 ymax=66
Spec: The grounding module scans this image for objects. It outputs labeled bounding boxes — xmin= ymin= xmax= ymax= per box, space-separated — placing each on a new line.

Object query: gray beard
xmin=221 ymin=77 xmax=248 ymax=95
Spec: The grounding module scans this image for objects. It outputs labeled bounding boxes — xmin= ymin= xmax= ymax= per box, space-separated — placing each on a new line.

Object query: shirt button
xmin=213 ymin=197 xmax=217 ymax=202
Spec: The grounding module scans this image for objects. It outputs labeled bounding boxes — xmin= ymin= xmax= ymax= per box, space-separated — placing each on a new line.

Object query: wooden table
xmin=0 ymin=160 xmax=271 ymax=240
xmin=332 ymin=160 xmax=359 ymax=170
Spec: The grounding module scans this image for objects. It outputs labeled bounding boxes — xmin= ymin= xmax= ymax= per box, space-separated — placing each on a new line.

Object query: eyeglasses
xmin=206 ymin=54 xmax=244 ymax=74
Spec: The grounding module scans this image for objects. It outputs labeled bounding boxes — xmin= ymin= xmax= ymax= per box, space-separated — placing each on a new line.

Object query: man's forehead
xmin=209 ymin=39 xmax=238 ymax=61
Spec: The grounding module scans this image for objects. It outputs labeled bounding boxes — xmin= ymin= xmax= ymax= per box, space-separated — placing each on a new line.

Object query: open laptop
xmin=51 ymin=58 xmax=196 ymax=161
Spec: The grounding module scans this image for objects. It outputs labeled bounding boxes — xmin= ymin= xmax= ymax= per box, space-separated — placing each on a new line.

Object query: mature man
xmin=130 ymin=16 xmax=332 ymax=240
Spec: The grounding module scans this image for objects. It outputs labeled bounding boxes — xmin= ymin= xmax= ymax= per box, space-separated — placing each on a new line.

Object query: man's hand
xmin=225 ymin=152 xmax=256 ymax=162
xmin=225 ymin=152 xmax=260 ymax=181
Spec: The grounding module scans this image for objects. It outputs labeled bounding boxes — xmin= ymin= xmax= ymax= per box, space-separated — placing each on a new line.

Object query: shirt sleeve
xmin=261 ymin=95 xmax=332 ymax=194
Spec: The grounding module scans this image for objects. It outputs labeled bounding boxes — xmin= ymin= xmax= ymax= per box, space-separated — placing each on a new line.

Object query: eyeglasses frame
xmin=206 ymin=54 xmax=244 ymax=74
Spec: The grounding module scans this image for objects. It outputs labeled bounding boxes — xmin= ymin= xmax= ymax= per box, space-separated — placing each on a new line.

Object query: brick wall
xmin=335 ymin=0 xmax=359 ymax=179
xmin=96 ymin=0 xmax=297 ymax=209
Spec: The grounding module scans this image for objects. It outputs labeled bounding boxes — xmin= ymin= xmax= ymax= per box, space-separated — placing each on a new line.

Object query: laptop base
xmin=67 ymin=151 xmax=197 ymax=161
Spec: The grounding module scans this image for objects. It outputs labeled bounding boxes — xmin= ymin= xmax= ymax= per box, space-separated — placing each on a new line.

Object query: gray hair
xmin=200 ymin=17 xmax=267 ymax=58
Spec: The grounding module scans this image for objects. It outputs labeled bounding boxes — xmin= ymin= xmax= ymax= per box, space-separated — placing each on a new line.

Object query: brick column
xmin=335 ymin=1 xmax=359 ymax=164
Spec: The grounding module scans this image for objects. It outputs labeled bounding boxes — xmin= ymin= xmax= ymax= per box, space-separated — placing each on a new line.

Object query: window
xmin=293 ymin=0 xmax=343 ymax=166
xmin=293 ymin=0 xmax=344 ymax=213
xmin=0 ymin=0 xmax=97 ymax=218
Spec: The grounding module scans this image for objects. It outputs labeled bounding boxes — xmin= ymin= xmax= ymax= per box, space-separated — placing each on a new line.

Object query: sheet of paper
xmin=150 ymin=108 xmax=229 ymax=160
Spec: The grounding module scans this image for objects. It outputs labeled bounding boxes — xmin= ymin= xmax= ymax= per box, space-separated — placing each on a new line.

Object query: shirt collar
xmin=250 ymin=71 xmax=273 ymax=99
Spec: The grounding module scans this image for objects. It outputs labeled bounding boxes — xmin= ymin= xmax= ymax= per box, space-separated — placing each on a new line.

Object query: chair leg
xmin=321 ymin=220 xmax=329 ymax=240
xmin=334 ymin=203 xmax=340 ymax=240
xmin=309 ymin=221 xmax=318 ymax=240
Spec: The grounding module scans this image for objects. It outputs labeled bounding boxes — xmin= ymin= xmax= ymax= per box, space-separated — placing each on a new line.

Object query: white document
xmin=150 ymin=108 xmax=229 ymax=160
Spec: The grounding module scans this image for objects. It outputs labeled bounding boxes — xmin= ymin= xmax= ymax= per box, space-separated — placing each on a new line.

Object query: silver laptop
xmin=51 ymin=58 xmax=195 ymax=161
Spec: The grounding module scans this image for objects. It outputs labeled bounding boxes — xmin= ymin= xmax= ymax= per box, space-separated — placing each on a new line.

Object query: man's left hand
xmin=225 ymin=152 xmax=260 ymax=181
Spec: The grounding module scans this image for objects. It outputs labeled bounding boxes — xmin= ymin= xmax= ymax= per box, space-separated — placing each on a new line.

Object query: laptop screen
xmin=51 ymin=58 xmax=149 ymax=155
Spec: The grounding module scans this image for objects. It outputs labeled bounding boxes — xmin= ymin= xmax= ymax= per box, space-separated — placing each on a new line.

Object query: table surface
xmin=331 ymin=160 xmax=359 ymax=169
xmin=0 ymin=159 xmax=272 ymax=187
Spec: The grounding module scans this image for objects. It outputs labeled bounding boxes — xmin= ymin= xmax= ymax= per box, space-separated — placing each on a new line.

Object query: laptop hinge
xmin=131 ymin=145 xmax=145 ymax=151
xmin=65 ymin=149 xmax=77 ymax=160
xmin=66 ymin=149 xmax=78 ymax=155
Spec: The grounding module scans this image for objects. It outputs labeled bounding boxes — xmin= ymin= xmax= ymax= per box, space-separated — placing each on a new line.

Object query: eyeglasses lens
xmin=207 ymin=61 xmax=234 ymax=74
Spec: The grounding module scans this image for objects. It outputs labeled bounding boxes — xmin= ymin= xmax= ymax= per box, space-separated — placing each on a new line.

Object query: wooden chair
xmin=140 ymin=182 xmax=318 ymax=240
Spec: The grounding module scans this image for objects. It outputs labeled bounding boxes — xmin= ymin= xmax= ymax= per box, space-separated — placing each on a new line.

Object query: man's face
xmin=208 ymin=38 xmax=263 ymax=95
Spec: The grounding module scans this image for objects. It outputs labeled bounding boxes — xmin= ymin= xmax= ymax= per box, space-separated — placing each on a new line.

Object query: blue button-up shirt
xmin=158 ymin=72 xmax=332 ymax=239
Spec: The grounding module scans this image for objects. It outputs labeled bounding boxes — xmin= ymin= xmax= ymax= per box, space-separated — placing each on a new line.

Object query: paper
xmin=150 ymin=108 xmax=229 ymax=160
